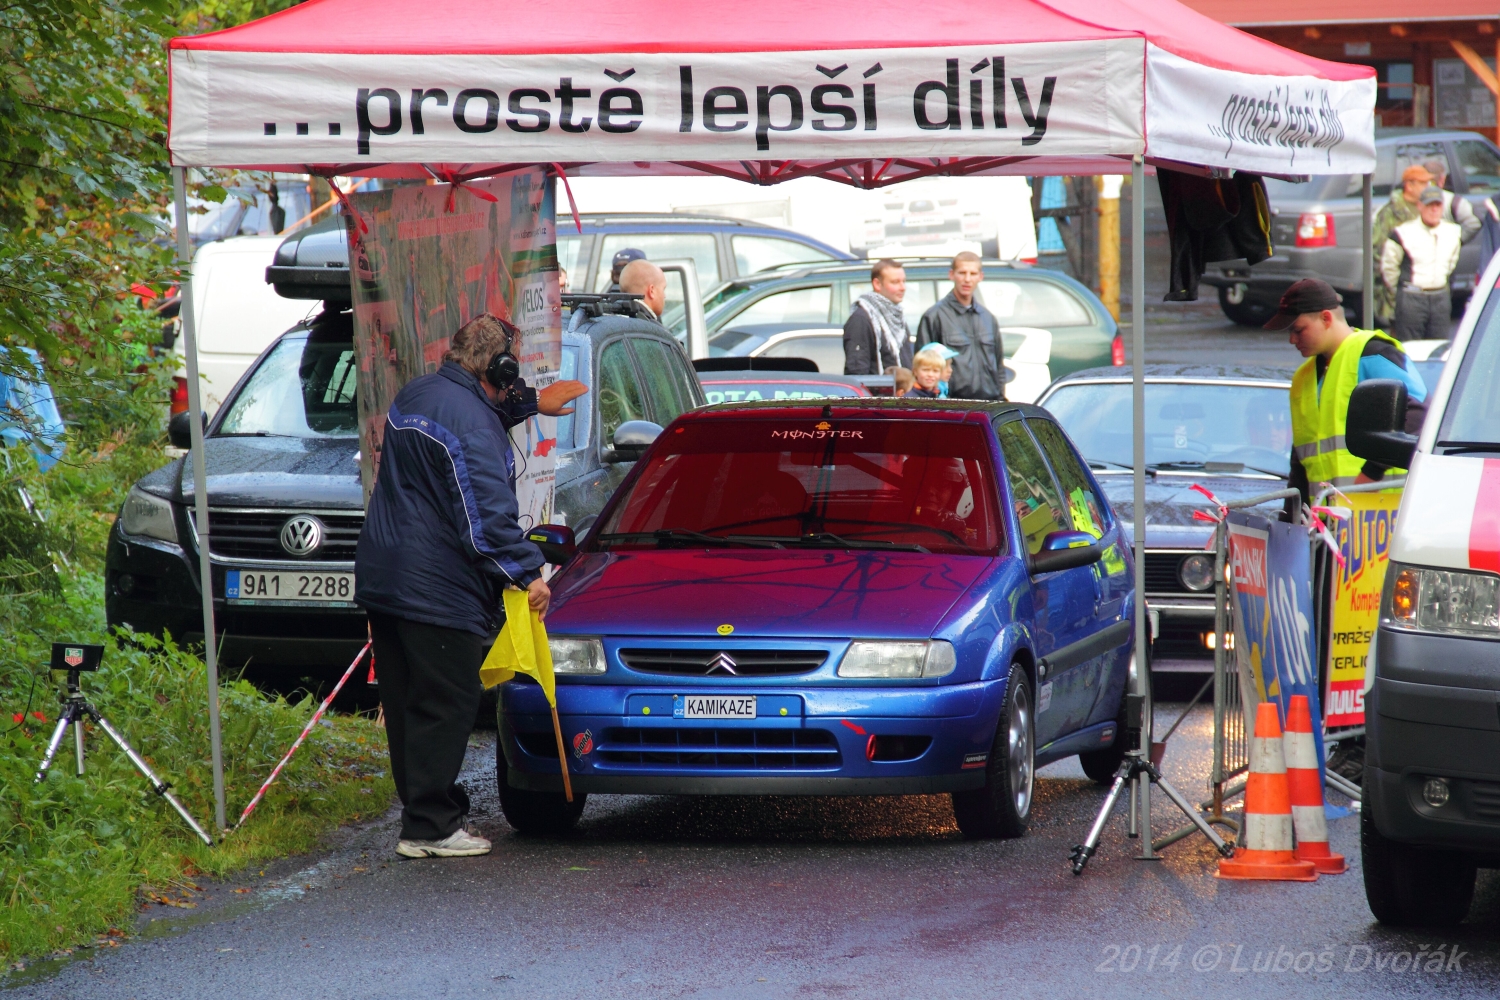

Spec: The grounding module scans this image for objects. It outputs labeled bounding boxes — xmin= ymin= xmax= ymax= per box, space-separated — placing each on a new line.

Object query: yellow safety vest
xmin=1290 ymin=329 xmax=1406 ymax=488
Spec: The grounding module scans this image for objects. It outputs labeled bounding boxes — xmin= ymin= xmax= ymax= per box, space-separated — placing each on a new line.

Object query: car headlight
xmin=1179 ymin=553 xmax=1215 ymax=592
xmin=120 ymin=487 xmax=178 ymax=544
xmin=549 ymin=636 xmax=605 ymax=675
xmin=837 ymin=640 xmax=956 ymax=679
xmin=1384 ymin=562 xmax=1499 ymax=636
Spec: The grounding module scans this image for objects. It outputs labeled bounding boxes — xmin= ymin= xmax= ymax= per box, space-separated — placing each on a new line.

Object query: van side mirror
xmin=604 ymin=420 xmax=663 ymax=463
xmin=168 ymin=411 xmax=205 ymax=450
xmin=527 ymin=524 xmax=576 ymax=564
xmin=1346 ymin=379 xmax=1417 ymax=470
xmin=1030 ymin=530 xmax=1105 ymax=575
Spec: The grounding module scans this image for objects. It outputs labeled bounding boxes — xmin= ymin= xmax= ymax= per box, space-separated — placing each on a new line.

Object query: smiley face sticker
xmin=717 ymin=624 xmax=734 ymax=636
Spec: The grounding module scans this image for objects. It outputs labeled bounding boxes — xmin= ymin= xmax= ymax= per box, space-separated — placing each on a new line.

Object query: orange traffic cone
xmin=1218 ymin=702 xmax=1319 ymax=881
xmin=1284 ymin=694 xmax=1347 ymax=874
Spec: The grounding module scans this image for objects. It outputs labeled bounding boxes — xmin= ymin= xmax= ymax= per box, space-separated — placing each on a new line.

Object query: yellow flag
xmin=479 ymin=588 xmax=556 ymax=706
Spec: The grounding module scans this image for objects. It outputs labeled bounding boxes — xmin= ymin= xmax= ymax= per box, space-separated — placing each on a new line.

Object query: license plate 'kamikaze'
xmin=226 ymin=570 xmax=356 ymax=606
xmin=673 ymin=695 xmax=757 ymax=719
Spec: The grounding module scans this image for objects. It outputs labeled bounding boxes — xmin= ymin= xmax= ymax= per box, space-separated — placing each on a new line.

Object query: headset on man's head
xmin=481 ymin=314 xmax=521 ymax=391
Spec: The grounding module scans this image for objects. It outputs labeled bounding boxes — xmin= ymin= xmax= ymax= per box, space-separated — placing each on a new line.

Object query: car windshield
xmin=1043 ymin=381 xmax=1292 ymax=476
xmin=1437 ymin=296 xmax=1500 ymax=452
xmin=216 ymin=333 xmax=358 ymax=438
xmin=700 ymin=378 xmax=864 ymax=404
xmin=595 ymin=417 xmax=1003 ymax=555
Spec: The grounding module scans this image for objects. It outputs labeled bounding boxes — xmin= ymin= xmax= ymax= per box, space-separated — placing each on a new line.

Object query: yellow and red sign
xmin=1325 ymin=491 xmax=1401 ymax=728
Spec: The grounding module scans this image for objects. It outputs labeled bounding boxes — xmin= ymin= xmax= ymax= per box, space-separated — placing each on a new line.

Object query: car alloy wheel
xmin=952 ymin=662 xmax=1034 ymax=839
xmin=1008 ymin=678 xmax=1034 ymax=818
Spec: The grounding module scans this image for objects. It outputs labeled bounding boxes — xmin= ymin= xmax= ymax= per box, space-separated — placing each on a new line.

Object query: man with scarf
xmin=843 ymin=258 xmax=913 ymax=375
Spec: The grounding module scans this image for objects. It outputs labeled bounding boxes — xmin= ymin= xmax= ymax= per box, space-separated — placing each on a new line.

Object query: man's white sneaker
xmin=396 ymin=828 xmax=492 ymax=858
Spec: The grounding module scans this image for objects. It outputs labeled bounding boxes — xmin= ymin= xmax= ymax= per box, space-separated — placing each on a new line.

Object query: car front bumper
xmin=498 ymin=677 xmax=1009 ymax=795
xmin=1366 ymin=627 xmax=1500 ymax=855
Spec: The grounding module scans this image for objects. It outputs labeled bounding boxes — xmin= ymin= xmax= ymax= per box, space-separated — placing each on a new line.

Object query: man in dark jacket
xmin=843 ymin=259 xmax=913 ymax=375
xmin=915 ymin=252 xmax=1005 ymax=400
xmin=356 ymin=314 xmax=585 ymax=859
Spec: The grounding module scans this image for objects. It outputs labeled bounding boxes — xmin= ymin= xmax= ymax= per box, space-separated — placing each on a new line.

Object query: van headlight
xmin=1384 ymin=563 xmax=1500 ymax=636
xmin=549 ymin=636 xmax=605 ymax=675
xmin=837 ymin=640 xmax=956 ymax=679
xmin=120 ymin=487 xmax=178 ymax=544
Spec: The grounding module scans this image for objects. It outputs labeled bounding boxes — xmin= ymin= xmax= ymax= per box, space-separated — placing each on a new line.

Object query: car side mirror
xmin=604 ymin=420 xmax=663 ymax=464
xmin=168 ymin=411 xmax=205 ymax=450
xmin=1030 ymin=530 xmax=1105 ymax=575
xmin=1346 ymin=379 xmax=1417 ymax=470
xmin=527 ymin=524 xmax=576 ymax=564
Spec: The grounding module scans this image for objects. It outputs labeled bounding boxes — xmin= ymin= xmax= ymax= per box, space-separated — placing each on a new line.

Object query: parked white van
xmin=170 ymin=237 xmax=319 ymax=415
xmin=1348 ymin=253 xmax=1500 ymax=927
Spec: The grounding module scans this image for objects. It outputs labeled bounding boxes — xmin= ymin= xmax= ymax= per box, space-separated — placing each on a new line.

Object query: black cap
xmin=610 ymin=247 xmax=646 ymax=279
xmin=1262 ymin=278 xmax=1343 ymax=330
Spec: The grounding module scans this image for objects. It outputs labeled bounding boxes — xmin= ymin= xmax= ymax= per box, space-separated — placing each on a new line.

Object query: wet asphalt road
xmin=6 ymin=696 xmax=1497 ymax=1000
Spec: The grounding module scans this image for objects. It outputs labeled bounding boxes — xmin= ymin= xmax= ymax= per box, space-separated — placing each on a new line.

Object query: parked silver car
xmin=1201 ymin=128 xmax=1500 ymax=326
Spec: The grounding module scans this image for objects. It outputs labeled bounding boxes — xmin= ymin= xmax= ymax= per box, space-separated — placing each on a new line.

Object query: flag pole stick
xmin=549 ymin=703 xmax=573 ymax=802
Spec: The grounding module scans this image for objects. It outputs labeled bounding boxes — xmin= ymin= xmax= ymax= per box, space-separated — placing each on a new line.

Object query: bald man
xmin=619 ymin=258 xmax=667 ymax=321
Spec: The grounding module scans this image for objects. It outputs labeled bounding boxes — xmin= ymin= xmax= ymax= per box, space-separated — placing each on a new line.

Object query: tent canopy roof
xmin=168 ymin=0 xmax=1376 ymax=184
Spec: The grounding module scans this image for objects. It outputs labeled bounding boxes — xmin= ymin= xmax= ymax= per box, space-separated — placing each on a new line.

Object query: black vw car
xmin=1037 ymin=365 xmax=1295 ymax=673
xmin=106 ymin=304 xmax=702 ymax=673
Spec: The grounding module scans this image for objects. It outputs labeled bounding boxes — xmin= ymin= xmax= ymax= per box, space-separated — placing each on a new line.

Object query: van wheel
xmin=496 ymin=739 xmax=587 ymax=835
xmin=952 ymin=664 xmax=1033 ymax=839
xmin=1361 ymin=792 xmax=1475 ymax=926
xmin=1218 ymin=286 xmax=1275 ymax=327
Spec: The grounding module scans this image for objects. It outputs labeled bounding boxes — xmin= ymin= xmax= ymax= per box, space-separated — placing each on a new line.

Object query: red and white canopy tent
xmin=167 ymin=0 xmax=1376 ymax=834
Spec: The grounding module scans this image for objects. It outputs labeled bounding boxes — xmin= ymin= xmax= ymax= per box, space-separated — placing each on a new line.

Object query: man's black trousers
xmin=1393 ymin=287 xmax=1450 ymax=342
xmin=368 ymin=612 xmax=482 ymax=841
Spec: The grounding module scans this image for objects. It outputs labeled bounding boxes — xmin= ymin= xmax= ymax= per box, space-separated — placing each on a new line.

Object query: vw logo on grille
xmin=279 ymin=515 xmax=325 ymax=557
xmin=705 ymin=652 xmax=739 ymax=676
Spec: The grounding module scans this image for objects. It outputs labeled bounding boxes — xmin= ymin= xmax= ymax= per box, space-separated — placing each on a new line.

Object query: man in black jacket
xmin=355 ymin=314 xmax=585 ymax=859
xmin=843 ymin=259 xmax=913 ymax=375
xmin=915 ymin=252 xmax=1005 ymax=400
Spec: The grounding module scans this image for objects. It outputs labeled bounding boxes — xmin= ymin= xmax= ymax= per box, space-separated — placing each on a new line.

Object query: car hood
xmin=1098 ymin=474 xmax=1288 ymax=549
xmin=139 ymin=436 xmax=363 ymax=508
xmin=547 ymin=549 xmax=991 ymax=638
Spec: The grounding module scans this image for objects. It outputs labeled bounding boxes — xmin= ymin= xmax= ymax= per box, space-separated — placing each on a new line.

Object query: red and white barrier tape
xmin=231 ymin=641 xmax=371 ymax=833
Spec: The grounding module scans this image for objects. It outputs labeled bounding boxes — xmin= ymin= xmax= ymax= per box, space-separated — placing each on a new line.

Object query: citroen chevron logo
xmin=705 ymin=652 xmax=739 ymax=676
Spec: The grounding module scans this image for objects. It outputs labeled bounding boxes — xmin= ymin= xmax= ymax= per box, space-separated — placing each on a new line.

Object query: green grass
xmin=0 ymin=409 xmax=394 ymax=963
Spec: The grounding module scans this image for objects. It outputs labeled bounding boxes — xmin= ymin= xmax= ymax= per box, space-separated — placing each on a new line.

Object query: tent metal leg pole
xmin=172 ymin=165 xmax=228 ymax=833
xmin=1130 ymin=155 xmax=1154 ymax=859
xmin=1362 ymin=174 xmax=1373 ymax=328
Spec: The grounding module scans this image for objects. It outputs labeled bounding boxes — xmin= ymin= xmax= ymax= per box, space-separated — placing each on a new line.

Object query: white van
xmin=171 ymin=237 xmax=319 ymax=415
xmin=1348 ymin=253 xmax=1500 ymax=927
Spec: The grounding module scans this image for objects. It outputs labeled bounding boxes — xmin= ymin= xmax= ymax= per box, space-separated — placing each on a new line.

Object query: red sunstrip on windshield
xmin=1470 ymin=459 xmax=1500 ymax=574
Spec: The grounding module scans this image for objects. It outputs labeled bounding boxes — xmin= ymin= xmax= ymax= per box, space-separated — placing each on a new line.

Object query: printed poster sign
xmin=347 ymin=168 xmax=562 ymax=530
xmin=1325 ymin=492 xmax=1401 ymax=728
xmin=1228 ymin=511 xmax=1326 ymax=771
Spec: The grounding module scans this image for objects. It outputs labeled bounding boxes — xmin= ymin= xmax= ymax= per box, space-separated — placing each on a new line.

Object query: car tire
xmin=952 ymin=663 xmax=1034 ymax=839
xmin=1361 ymin=786 xmax=1476 ymax=927
xmin=1077 ymin=698 xmax=1129 ymax=785
xmin=496 ymin=738 xmax=587 ymax=836
xmin=1217 ymin=286 xmax=1276 ymax=327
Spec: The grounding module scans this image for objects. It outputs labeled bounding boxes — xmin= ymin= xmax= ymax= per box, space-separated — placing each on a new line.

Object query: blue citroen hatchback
xmin=497 ymin=399 xmax=1137 ymax=839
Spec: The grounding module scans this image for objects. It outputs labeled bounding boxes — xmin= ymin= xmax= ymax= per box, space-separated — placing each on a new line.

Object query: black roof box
xmin=266 ymin=217 xmax=351 ymax=302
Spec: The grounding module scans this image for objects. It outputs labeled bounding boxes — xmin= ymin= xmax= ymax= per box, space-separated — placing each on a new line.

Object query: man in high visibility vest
xmin=1262 ymin=279 xmax=1427 ymax=507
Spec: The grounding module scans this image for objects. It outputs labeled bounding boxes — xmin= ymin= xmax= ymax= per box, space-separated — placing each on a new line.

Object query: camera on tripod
xmin=35 ymin=641 xmax=214 ymax=846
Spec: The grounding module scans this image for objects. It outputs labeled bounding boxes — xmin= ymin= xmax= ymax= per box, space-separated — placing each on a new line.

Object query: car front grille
xmin=618 ymin=648 xmax=827 ymax=677
xmin=594 ymin=727 xmax=841 ymax=769
xmin=200 ymin=508 xmax=362 ymax=563
xmin=1144 ymin=552 xmax=1192 ymax=595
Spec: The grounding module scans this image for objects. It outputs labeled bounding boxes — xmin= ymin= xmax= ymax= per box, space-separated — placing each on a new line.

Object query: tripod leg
xmin=1070 ymin=766 xmax=1133 ymax=875
xmin=89 ymin=710 xmax=214 ymax=847
xmin=34 ymin=713 xmax=75 ymax=784
xmin=75 ymin=720 xmax=85 ymax=776
xmin=1150 ymin=768 xmax=1234 ymax=857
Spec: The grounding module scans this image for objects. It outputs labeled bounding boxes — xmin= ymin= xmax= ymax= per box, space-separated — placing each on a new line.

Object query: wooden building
xmin=1182 ymin=2 xmax=1500 ymax=140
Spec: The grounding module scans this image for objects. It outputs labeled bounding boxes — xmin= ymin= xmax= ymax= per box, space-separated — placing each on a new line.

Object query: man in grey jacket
xmin=915 ymin=252 xmax=1006 ymax=400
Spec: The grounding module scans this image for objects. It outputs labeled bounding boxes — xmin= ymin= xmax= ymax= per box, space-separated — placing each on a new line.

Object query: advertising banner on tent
xmin=1324 ymin=491 xmax=1401 ymax=728
xmin=1228 ymin=510 xmax=1326 ymax=771
xmin=348 ymin=168 xmax=562 ymax=529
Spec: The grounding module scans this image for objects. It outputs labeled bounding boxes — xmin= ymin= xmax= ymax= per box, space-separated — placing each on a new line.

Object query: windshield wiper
xmin=1436 ymin=440 xmax=1500 ymax=455
xmin=756 ymin=531 xmax=928 ymax=553
xmin=593 ymin=529 xmax=784 ymax=549
xmin=1089 ymin=458 xmax=1155 ymax=477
